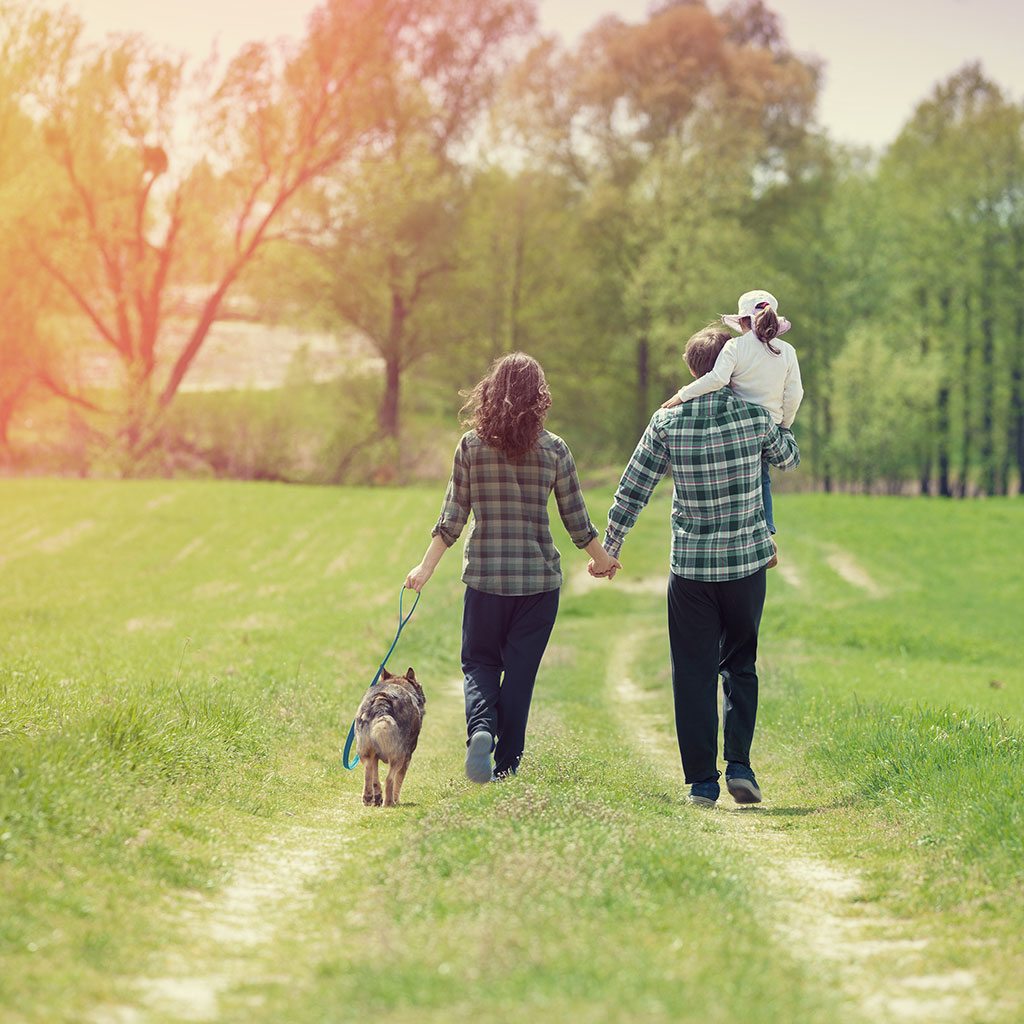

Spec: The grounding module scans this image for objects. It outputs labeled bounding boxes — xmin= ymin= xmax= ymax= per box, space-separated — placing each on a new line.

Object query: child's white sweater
xmin=677 ymin=331 xmax=804 ymax=428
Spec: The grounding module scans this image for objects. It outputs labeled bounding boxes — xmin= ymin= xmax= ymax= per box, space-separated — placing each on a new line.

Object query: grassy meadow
xmin=1 ymin=480 xmax=1022 ymax=1023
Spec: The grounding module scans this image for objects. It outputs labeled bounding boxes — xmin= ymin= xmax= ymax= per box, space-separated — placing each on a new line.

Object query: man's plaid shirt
xmin=433 ymin=430 xmax=598 ymax=596
xmin=604 ymin=389 xmax=800 ymax=581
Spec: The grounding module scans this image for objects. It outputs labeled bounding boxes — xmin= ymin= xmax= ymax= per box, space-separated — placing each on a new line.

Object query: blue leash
xmin=342 ymin=585 xmax=421 ymax=770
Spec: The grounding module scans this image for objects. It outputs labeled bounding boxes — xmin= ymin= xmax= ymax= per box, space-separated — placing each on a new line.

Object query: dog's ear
xmin=406 ymin=676 xmax=425 ymax=707
xmin=380 ymin=666 xmax=392 ymax=680
xmin=406 ymin=667 xmax=416 ymax=682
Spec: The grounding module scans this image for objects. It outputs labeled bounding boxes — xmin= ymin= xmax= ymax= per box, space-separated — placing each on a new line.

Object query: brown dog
xmin=354 ymin=666 xmax=426 ymax=807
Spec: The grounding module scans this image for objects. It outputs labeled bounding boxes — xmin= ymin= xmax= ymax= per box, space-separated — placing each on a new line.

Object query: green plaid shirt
xmin=604 ymin=389 xmax=800 ymax=581
xmin=433 ymin=430 xmax=598 ymax=596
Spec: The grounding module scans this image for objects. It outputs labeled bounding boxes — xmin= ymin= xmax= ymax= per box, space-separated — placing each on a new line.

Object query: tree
xmin=0 ymin=3 xmax=64 ymax=453
xmin=507 ymin=0 xmax=820 ymax=439
xmin=877 ymin=65 xmax=1024 ymax=496
xmin=270 ymin=0 xmax=535 ymax=443
xmin=25 ymin=0 xmax=422 ymax=467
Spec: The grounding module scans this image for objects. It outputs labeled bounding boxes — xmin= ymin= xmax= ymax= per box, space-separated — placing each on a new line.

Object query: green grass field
xmin=1 ymin=480 xmax=1022 ymax=1024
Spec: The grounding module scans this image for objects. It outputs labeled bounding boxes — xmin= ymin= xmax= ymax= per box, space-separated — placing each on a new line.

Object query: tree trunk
xmin=822 ymin=394 xmax=833 ymax=493
xmin=379 ymin=290 xmax=407 ymax=439
xmin=508 ymin=190 xmax=526 ymax=351
xmin=958 ymin=292 xmax=973 ymax=498
xmin=1013 ymin=364 xmax=1024 ymax=496
xmin=980 ymin=312 xmax=996 ymax=495
xmin=635 ymin=334 xmax=649 ymax=440
xmin=937 ymin=385 xmax=952 ymax=497
xmin=1013 ymin=224 xmax=1024 ymax=495
xmin=0 ymin=379 xmax=29 ymax=452
xmin=936 ymin=290 xmax=952 ymax=497
xmin=918 ymin=287 xmax=931 ymax=495
xmin=379 ymin=356 xmax=401 ymax=438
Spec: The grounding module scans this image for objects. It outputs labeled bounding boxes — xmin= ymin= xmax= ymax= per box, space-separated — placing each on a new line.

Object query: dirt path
xmin=607 ymin=629 xmax=983 ymax=1024
xmin=91 ymin=809 xmax=356 ymax=1024
xmin=826 ymin=547 xmax=886 ymax=598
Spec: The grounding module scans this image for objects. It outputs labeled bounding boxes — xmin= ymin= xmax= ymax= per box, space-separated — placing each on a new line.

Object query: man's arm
xmin=603 ymin=417 xmax=671 ymax=559
xmin=764 ymin=421 xmax=800 ymax=471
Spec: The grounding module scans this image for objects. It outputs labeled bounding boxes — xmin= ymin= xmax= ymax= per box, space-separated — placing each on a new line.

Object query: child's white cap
xmin=722 ymin=290 xmax=791 ymax=335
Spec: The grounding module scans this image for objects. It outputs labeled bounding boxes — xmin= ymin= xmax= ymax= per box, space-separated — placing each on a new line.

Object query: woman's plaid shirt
xmin=432 ymin=430 xmax=598 ymax=596
xmin=604 ymin=390 xmax=800 ymax=581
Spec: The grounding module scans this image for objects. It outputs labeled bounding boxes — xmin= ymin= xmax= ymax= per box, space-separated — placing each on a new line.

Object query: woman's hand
xmin=587 ymin=547 xmax=621 ymax=580
xmin=405 ymin=563 xmax=433 ymax=592
xmin=660 ymin=393 xmax=683 ymax=409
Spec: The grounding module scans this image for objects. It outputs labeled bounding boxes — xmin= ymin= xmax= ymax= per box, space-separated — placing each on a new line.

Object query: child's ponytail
xmin=753 ymin=304 xmax=781 ymax=355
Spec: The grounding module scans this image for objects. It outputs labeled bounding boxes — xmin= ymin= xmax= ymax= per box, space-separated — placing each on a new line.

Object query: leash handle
xmin=342 ymin=585 xmax=421 ymax=770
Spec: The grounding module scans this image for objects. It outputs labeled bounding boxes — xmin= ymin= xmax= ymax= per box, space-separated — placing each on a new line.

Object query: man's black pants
xmin=667 ymin=568 xmax=766 ymax=784
xmin=462 ymin=586 xmax=559 ymax=776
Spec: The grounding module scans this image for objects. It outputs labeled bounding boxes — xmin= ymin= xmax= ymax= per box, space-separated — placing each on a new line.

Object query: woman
xmin=405 ymin=352 xmax=619 ymax=783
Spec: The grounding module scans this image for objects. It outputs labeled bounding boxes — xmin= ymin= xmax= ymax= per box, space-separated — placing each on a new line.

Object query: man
xmin=594 ymin=327 xmax=800 ymax=806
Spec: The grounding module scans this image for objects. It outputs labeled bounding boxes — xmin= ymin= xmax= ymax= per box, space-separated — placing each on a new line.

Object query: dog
xmin=354 ymin=666 xmax=426 ymax=807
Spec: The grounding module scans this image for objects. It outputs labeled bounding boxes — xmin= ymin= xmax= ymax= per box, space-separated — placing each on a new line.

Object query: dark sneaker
xmin=687 ymin=780 xmax=721 ymax=806
xmin=465 ymin=730 xmax=494 ymax=784
xmin=725 ymin=763 xmax=762 ymax=804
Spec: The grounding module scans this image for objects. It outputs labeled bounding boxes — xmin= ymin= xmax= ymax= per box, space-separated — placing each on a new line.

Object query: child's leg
xmin=761 ymin=458 xmax=776 ymax=535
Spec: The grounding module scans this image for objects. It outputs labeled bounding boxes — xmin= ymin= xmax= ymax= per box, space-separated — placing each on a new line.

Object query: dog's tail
xmin=368 ymin=715 xmax=403 ymax=763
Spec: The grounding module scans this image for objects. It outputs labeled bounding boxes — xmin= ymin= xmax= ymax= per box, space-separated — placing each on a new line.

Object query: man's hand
xmin=588 ymin=559 xmax=620 ymax=580
xmin=587 ymin=547 xmax=621 ymax=580
xmin=404 ymin=563 xmax=433 ymax=592
xmin=660 ymin=393 xmax=683 ymax=409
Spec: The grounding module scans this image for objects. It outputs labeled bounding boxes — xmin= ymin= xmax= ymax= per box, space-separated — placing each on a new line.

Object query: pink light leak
xmin=59 ymin=0 xmax=1024 ymax=150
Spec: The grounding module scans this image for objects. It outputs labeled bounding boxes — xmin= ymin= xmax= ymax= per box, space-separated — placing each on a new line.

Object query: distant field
xmin=1 ymin=481 xmax=1021 ymax=1024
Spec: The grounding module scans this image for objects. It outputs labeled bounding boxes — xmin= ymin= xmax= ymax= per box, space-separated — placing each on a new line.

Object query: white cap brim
xmin=721 ymin=314 xmax=791 ymax=336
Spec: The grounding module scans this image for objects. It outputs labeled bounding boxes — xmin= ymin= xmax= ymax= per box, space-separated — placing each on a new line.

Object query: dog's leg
xmin=369 ymin=756 xmax=383 ymax=806
xmin=384 ymin=764 xmax=397 ymax=807
xmin=391 ymin=758 xmax=411 ymax=805
xmin=361 ymin=758 xmax=375 ymax=806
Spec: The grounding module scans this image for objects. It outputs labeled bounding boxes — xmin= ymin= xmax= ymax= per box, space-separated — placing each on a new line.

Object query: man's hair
xmin=684 ymin=326 xmax=732 ymax=378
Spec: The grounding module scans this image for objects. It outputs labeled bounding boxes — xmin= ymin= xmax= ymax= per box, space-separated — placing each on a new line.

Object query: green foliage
xmin=827 ymin=326 xmax=942 ymax=490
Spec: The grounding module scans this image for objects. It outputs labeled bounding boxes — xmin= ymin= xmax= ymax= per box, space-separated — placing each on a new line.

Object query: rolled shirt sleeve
xmin=554 ymin=442 xmax=599 ymax=549
xmin=603 ymin=416 xmax=670 ymax=559
xmin=431 ymin=438 xmax=471 ymax=547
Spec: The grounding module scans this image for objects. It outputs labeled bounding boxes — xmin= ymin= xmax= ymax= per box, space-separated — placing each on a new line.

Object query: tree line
xmin=1 ymin=0 xmax=1021 ymax=494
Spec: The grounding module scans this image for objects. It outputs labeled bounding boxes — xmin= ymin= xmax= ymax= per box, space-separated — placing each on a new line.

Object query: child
xmin=661 ymin=290 xmax=803 ymax=550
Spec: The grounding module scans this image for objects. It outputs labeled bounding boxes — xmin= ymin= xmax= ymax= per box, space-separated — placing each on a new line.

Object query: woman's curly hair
xmin=460 ymin=352 xmax=552 ymax=461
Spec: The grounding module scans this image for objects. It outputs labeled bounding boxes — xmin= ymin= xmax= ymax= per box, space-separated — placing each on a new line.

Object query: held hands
xmin=404 ymin=563 xmax=432 ymax=592
xmin=587 ymin=547 xmax=621 ymax=581
xmin=660 ymin=393 xmax=683 ymax=410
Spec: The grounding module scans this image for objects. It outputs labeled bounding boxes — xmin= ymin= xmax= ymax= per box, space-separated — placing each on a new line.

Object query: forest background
xmin=2 ymin=0 xmax=1022 ymax=497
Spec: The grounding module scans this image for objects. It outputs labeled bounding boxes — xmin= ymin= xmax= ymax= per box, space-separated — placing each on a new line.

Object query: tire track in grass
xmin=90 ymin=809 xmax=357 ymax=1024
xmin=825 ymin=547 xmax=886 ymax=598
xmin=607 ymin=628 xmax=985 ymax=1024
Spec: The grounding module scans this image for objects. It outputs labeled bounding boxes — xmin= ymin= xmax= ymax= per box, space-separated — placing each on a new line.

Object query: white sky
xmin=62 ymin=0 xmax=1024 ymax=150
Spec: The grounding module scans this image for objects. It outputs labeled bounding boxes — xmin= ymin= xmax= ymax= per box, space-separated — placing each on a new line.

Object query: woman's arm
xmin=405 ymin=534 xmax=449 ymax=592
xmin=585 ymin=536 xmax=621 ymax=578
xmin=406 ymin=440 xmax=470 ymax=591
xmin=553 ymin=443 xmax=620 ymax=579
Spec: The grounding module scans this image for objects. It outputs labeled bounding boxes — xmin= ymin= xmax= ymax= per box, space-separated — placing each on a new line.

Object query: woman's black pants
xmin=461 ymin=586 xmax=559 ymax=776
